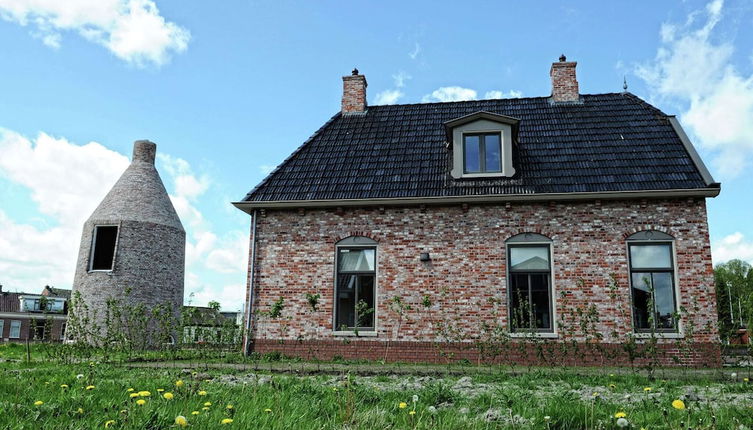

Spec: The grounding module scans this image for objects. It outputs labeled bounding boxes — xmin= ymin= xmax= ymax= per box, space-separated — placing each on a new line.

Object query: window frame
xmin=506 ymin=235 xmax=556 ymax=335
xmin=333 ymin=237 xmax=377 ymax=333
xmin=626 ymin=239 xmax=680 ymax=334
xmin=0 ymin=320 xmax=4 ymax=338
xmin=88 ymin=224 xmax=120 ymax=272
xmin=462 ymin=132 xmax=503 ymax=174
xmin=9 ymin=320 xmax=21 ymax=339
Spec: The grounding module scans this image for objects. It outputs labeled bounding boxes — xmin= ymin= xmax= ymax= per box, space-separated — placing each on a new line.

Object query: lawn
xmin=1 ymin=355 xmax=752 ymax=429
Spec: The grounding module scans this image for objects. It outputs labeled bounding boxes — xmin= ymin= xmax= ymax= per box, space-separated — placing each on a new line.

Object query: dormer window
xmin=464 ymin=133 xmax=502 ymax=173
xmin=445 ymin=111 xmax=519 ymax=179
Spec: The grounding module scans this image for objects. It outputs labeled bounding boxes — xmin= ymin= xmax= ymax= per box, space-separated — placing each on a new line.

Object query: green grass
xmin=1 ymin=359 xmax=752 ymax=429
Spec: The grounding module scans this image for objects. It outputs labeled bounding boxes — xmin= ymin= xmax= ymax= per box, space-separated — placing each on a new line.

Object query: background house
xmin=0 ymin=285 xmax=69 ymax=342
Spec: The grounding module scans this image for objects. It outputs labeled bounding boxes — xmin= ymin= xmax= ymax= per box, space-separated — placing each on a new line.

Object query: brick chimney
xmin=342 ymin=68 xmax=367 ymax=114
xmin=550 ymin=55 xmax=579 ymax=103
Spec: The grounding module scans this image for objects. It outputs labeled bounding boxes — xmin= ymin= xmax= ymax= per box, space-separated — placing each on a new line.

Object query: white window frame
xmin=450 ymin=118 xmax=516 ymax=179
xmin=9 ymin=320 xmax=21 ymax=339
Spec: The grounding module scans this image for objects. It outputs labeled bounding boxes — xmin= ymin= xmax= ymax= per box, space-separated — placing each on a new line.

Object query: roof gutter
xmin=233 ymin=187 xmax=721 ymax=213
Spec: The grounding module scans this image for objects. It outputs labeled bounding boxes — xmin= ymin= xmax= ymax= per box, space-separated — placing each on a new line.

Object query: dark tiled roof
xmin=243 ymin=93 xmax=712 ymax=203
xmin=42 ymin=286 xmax=71 ymax=300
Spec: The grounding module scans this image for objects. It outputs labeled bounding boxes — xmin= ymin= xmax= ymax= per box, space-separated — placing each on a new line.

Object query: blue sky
xmin=1 ymin=0 xmax=751 ymax=310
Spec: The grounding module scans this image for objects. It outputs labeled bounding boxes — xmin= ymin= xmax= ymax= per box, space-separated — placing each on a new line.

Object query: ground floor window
xmin=627 ymin=231 xmax=678 ymax=332
xmin=506 ymin=233 xmax=554 ymax=332
xmin=9 ymin=320 xmax=21 ymax=338
xmin=335 ymin=237 xmax=376 ymax=331
xmin=0 ymin=320 xmax=4 ymax=338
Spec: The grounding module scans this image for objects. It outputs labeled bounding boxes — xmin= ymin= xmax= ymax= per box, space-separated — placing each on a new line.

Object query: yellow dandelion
xmin=332 ymin=387 xmax=338 ymax=392
xmin=593 ymin=392 xmax=600 ymax=397
xmin=264 ymin=408 xmax=272 ymax=413
xmin=126 ymin=388 xmax=134 ymax=392
xmin=614 ymin=412 xmax=627 ymax=418
xmin=409 ymin=410 xmax=416 ymax=415
xmin=136 ymin=399 xmax=146 ymax=406
xmin=86 ymin=385 xmax=96 ymax=390
xmin=198 ymin=390 xmax=208 ymax=396
xmin=672 ymin=399 xmax=686 ymax=410
xmin=34 ymin=400 xmax=44 ymax=406
xmin=643 ymin=387 xmax=652 ymax=392
xmin=399 ymin=402 xmax=407 ymax=409
xmin=175 ymin=416 xmax=188 ymax=427
xmin=138 ymin=391 xmax=151 ymax=397
xmin=60 ymin=384 xmax=69 ymax=389
xmin=191 ymin=411 xmax=200 ymax=415
xmin=104 ymin=420 xmax=115 ymax=428
xmin=745 ymin=378 xmax=750 ymax=383
xmin=609 ymin=373 xmax=615 ymax=377
xmin=202 ymin=407 xmax=210 ymax=411
xmin=163 ymin=392 xmax=174 ymax=400
xmin=129 ymin=393 xmax=140 ymax=398
xmin=175 ymin=380 xmax=184 ymax=388
xmin=226 ymin=404 xmax=234 ymax=410
xmin=204 ymin=401 xmax=212 ymax=407
xmin=192 ymin=371 xmax=198 ymax=376
xmin=609 ymin=384 xmax=616 ymax=389
xmin=157 ymin=388 xmax=164 ymax=393
xmin=221 ymin=418 xmax=233 ymax=424
xmin=77 ymin=408 xmax=84 ymax=414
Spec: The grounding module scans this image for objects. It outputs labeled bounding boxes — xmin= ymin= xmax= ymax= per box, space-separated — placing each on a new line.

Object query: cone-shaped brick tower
xmin=71 ymin=140 xmax=185 ymax=343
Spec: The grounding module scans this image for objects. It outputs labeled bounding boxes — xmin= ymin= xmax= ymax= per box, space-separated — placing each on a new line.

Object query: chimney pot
xmin=133 ymin=140 xmax=156 ymax=165
xmin=550 ymin=56 xmax=579 ymax=103
xmin=342 ymin=69 xmax=367 ymax=114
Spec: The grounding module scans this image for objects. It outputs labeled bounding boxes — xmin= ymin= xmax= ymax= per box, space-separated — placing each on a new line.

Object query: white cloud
xmin=636 ymin=0 xmax=753 ymax=178
xmin=187 ymin=282 xmax=245 ymax=313
xmin=422 ymin=86 xmax=478 ymax=103
xmin=374 ymin=89 xmax=404 ymax=105
xmin=408 ymin=42 xmax=420 ymax=60
xmin=206 ymin=232 xmax=247 ymax=274
xmin=393 ymin=71 xmax=411 ymax=88
xmin=712 ymin=232 xmax=753 ymax=265
xmin=484 ymin=89 xmax=523 ymax=99
xmin=0 ymin=0 xmax=190 ymax=67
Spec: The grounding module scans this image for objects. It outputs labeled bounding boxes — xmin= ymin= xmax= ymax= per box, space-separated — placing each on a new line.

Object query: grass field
xmin=1 ymin=355 xmax=752 ymax=429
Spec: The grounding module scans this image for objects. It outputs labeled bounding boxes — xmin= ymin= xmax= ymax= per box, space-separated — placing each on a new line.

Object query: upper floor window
xmin=89 ymin=225 xmax=118 ymax=271
xmin=464 ymin=133 xmax=502 ymax=173
xmin=626 ymin=231 xmax=678 ymax=333
xmin=335 ymin=236 xmax=377 ymax=332
xmin=506 ymin=233 xmax=554 ymax=333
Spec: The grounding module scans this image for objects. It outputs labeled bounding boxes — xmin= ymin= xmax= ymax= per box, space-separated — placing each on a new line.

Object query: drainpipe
xmin=243 ymin=210 xmax=258 ymax=356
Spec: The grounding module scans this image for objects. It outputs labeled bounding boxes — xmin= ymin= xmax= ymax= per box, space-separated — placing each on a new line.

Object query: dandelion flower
xmin=163 ymin=392 xmax=174 ymax=400
xmin=609 ymin=384 xmax=616 ymax=389
xmin=593 ymin=392 xmax=600 ymax=397
xmin=332 ymin=387 xmax=338 ymax=392
xmin=104 ymin=420 xmax=115 ymax=428
xmin=77 ymin=408 xmax=84 ymax=414
xmin=119 ymin=410 xmax=126 ymax=414
xmin=157 ymin=389 xmax=164 ymax=393
xmin=264 ymin=408 xmax=272 ymax=413
xmin=34 ymin=401 xmax=44 ymax=406
xmin=192 ymin=371 xmax=198 ymax=376
xmin=202 ymin=407 xmax=209 ymax=411
xmin=175 ymin=380 xmax=184 ymax=388
xmin=204 ymin=402 xmax=212 ymax=407
xmin=175 ymin=416 xmax=188 ymax=427
xmin=191 ymin=411 xmax=200 ymax=415
xmin=61 ymin=384 xmax=69 ymax=389
xmin=643 ymin=387 xmax=652 ymax=392
xmin=409 ymin=410 xmax=416 ymax=416
xmin=672 ymin=399 xmax=686 ymax=410
xmin=138 ymin=391 xmax=151 ymax=397
xmin=745 ymin=378 xmax=750 ymax=383
xmin=198 ymin=390 xmax=207 ymax=396
xmin=543 ymin=416 xmax=551 ymax=421
xmin=609 ymin=373 xmax=615 ymax=377
xmin=130 ymin=393 xmax=139 ymax=398
xmin=412 ymin=394 xmax=419 ymax=403
xmin=86 ymin=385 xmax=96 ymax=390
xmin=136 ymin=399 xmax=146 ymax=406
xmin=616 ymin=417 xmax=629 ymax=428
xmin=221 ymin=418 xmax=233 ymax=424
xmin=614 ymin=412 xmax=627 ymax=418
xmin=76 ymin=374 xmax=84 ymax=379
xmin=226 ymin=404 xmax=234 ymax=410
xmin=398 ymin=402 xmax=407 ymax=409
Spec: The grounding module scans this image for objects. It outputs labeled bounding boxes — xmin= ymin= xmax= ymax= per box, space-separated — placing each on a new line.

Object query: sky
xmin=1 ymin=0 xmax=752 ymax=311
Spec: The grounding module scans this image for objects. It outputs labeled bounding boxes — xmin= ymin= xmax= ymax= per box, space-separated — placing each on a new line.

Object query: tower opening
xmin=89 ymin=225 xmax=118 ymax=271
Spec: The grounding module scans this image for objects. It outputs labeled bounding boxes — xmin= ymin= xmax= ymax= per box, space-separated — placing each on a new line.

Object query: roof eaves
xmin=666 ymin=116 xmax=719 ymax=187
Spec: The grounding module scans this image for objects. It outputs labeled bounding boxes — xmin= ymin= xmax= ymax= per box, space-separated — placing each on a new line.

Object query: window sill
xmin=333 ymin=330 xmax=378 ymax=338
xmin=509 ymin=332 xmax=558 ymax=339
xmin=633 ymin=332 xmax=684 ymax=339
xmin=458 ymin=172 xmax=512 ymax=179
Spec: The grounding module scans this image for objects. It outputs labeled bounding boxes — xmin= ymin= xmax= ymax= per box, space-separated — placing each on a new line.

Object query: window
xmin=335 ymin=237 xmax=376 ymax=331
xmin=464 ymin=133 xmax=502 ymax=173
xmin=9 ymin=320 xmax=21 ymax=339
xmin=31 ymin=320 xmax=47 ymax=340
xmin=0 ymin=320 xmax=4 ymax=338
xmin=506 ymin=233 xmax=554 ymax=332
xmin=627 ymin=231 xmax=678 ymax=332
xmin=89 ymin=225 xmax=118 ymax=271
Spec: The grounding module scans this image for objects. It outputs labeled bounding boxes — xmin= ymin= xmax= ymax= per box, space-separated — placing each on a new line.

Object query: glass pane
xmin=356 ymin=275 xmax=375 ymax=329
xmin=464 ymin=135 xmax=480 ymax=173
xmin=631 ymin=273 xmax=651 ymax=329
xmin=510 ymin=246 xmax=550 ymax=271
xmin=530 ymin=274 xmax=551 ymax=329
xmin=336 ymin=274 xmax=356 ymax=329
xmin=630 ymin=244 xmax=671 ymax=269
xmin=484 ymin=134 xmax=501 ymax=172
xmin=338 ymin=249 xmax=375 ymax=272
xmin=509 ymin=273 xmax=530 ymax=329
xmin=652 ymin=272 xmax=676 ymax=329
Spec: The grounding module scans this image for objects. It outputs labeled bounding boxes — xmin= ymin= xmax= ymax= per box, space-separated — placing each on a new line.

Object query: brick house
xmin=0 ymin=285 xmax=69 ymax=342
xmin=234 ymin=57 xmax=721 ymax=367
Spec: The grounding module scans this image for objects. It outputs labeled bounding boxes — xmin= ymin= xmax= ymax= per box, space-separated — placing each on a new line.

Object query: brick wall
xmin=246 ymin=198 xmax=720 ymax=367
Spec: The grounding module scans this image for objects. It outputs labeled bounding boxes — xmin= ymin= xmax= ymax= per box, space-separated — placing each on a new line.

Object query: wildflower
xmin=175 ymin=416 xmax=188 ymax=427
xmin=202 ymin=407 xmax=209 ymax=411
xmin=609 ymin=384 xmax=616 ymax=389
xmin=427 ymin=406 xmax=437 ymax=414
xmin=136 ymin=399 xmax=146 ymax=406
xmin=138 ymin=391 xmax=151 ymax=397
xmin=412 ymin=394 xmax=419 ymax=403
xmin=34 ymin=401 xmax=44 ymax=406
xmin=76 ymin=374 xmax=84 ymax=379
xmin=643 ymin=387 xmax=652 ymax=392
xmin=204 ymin=402 xmax=212 ymax=407
xmin=731 ymin=372 xmax=738 ymax=379
xmin=119 ymin=410 xmax=126 ymax=414
xmin=77 ymin=408 xmax=84 ymax=414
xmin=192 ymin=371 xmax=198 ymax=376
xmin=264 ymin=408 xmax=272 ymax=413
xmin=399 ymin=402 xmax=408 ymax=409
xmin=614 ymin=412 xmax=627 ymax=418
xmin=126 ymin=388 xmax=134 ymax=392
xmin=163 ymin=392 xmax=174 ymax=400
xmin=198 ymin=390 xmax=208 ymax=396
xmin=61 ymin=384 xmax=69 ymax=389
xmin=221 ymin=418 xmax=233 ymax=424
xmin=191 ymin=411 xmax=200 ymax=415
xmin=616 ymin=418 xmax=629 ymax=428
xmin=175 ymin=380 xmax=184 ymax=388
xmin=672 ymin=399 xmax=686 ymax=410
xmin=544 ymin=416 xmax=551 ymax=421
xmin=89 ymin=362 xmax=95 ymax=367
xmin=86 ymin=385 xmax=96 ymax=390
xmin=409 ymin=410 xmax=416 ymax=416
xmin=129 ymin=393 xmax=140 ymax=398
xmin=332 ymin=387 xmax=338 ymax=392
xmin=226 ymin=404 xmax=234 ymax=410
xmin=593 ymin=392 xmax=600 ymax=397
xmin=157 ymin=389 xmax=164 ymax=393
xmin=745 ymin=378 xmax=750 ymax=383
xmin=104 ymin=420 xmax=116 ymax=428
xmin=609 ymin=373 xmax=615 ymax=377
